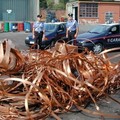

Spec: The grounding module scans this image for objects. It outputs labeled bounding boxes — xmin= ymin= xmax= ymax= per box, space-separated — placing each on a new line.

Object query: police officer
xmin=66 ymin=13 xmax=79 ymax=44
xmin=32 ymin=15 xmax=45 ymax=49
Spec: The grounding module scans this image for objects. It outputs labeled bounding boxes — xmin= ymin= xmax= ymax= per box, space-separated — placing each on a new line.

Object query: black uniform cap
xmin=37 ymin=15 xmax=42 ymax=18
xmin=68 ymin=13 xmax=73 ymax=17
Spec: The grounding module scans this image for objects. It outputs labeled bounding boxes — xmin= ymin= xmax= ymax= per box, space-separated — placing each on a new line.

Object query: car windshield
xmin=44 ymin=24 xmax=57 ymax=32
xmin=89 ymin=25 xmax=109 ymax=34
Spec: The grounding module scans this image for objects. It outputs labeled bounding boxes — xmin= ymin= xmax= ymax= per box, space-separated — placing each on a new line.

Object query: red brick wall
xmin=79 ymin=18 xmax=99 ymax=24
xmin=56 ymin=10 xmax=66 ymax=20
xmin=98 ymin=3 xmax=120 ymax=23
xmin=40 ymin=9 xmax=66 ymax=21
xmin=79 ymin=3 xmax=120 ymax=24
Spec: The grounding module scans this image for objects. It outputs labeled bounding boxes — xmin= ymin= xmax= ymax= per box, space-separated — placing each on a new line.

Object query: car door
xmin=56 ymin=24 xmax=66 ymax=40
xmin=105 ymin=25 xmax=120 ymax=48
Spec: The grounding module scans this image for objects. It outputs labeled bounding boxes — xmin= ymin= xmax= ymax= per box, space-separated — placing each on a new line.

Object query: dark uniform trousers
xmin=34 ymin=31 xmax=43 ymax=49
xmin=68 ymin=30 xmax=76 ymax=44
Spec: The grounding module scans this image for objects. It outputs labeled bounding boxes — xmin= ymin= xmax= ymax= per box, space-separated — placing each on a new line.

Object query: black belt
xmin=69 ymin=30 xmax=76 ymax=32
xmin=35 ymin=31 xmax=43 ymax=33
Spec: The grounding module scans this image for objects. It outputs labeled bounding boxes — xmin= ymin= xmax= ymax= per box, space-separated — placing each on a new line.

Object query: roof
xmin=67 ymin=1 xmax=120 ymax=4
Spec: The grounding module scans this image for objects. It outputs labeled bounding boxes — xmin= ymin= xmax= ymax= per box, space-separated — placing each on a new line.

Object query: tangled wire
xmin=0 ymin=40 xmax=120 ymax=120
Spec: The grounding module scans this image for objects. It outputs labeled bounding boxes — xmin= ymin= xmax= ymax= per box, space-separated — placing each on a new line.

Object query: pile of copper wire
xmin=0 ymin=40 xmax=120 ymax=120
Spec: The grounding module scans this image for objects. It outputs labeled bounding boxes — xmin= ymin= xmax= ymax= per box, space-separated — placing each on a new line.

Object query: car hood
xmin=46 ymin=31 xmax=55 ymax=36
xmin=76 ymin=32 xmax=105 ymax=41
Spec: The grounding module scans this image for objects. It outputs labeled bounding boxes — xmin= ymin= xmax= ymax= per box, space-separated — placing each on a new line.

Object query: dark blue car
xmin=76 ymin=23 xmax=120 ymax=53
xmin=25 ymin=22 xmax=66 ymax=49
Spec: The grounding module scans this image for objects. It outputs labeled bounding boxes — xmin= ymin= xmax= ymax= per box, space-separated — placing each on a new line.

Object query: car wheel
xmin=93 ymin=43 xmax=103 ymax=54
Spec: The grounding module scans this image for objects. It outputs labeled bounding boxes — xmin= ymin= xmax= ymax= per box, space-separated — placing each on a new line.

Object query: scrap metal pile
xmin=0 ymin=40 xmax=120 ymax=120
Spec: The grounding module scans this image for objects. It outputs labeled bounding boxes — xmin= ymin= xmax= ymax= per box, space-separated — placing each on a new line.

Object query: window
xmin=58 ymin=24 xmax=65 ymax=31
xmin=105 ymin=12 xmax=113 ymax=23
xmin=80 ymin=3 xmax=98 ymax=18
xmin=44 ymin=24 xmax=57 ymax=32
xmin=109 ymin=25 xmax=119 ymax=34
xmin=89 ymin=25 xmax=109 ymax=34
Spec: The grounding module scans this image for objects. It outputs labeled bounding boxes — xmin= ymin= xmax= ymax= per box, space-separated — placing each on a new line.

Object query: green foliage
xmin=40 ymin=0 xmax=47 ymax=9
xmin=69 ymin=0 xmax=77 ymax=2
xmin=53 ymin=3 xmax=66 ymax=10
xmin=46 ymin=0 xmax=54 ymax=9
xmin=40 ymin=0 xmax=70 ymax=10
xmin=40 ymin=0 xmax=115 ymax=9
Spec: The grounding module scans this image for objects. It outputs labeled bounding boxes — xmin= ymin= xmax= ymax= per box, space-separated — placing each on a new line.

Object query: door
xmin=73 ymin=7 xmax=78 ymax=22
xmin=57 ymin=24 xmax=66 ymax=40
xmin=105 ymin=25 xmax=120 ymax=48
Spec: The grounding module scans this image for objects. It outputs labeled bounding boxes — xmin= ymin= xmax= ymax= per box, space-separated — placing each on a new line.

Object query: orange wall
xmin=98 ymin=3 xmax=120 ymax=23
xmin=79 ymin=3 xmax=120 ymax=24
xmin=79 ymin=18 xmax=99 ymax=24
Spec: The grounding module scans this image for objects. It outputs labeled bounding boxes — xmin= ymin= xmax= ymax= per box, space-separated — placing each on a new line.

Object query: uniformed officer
xmin=32 ymin=15 xmax=45 ymax=49
xmin=66 ymin=13 xmax=79 ymax=44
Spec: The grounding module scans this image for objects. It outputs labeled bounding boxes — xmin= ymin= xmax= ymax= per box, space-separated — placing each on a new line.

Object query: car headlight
xmin=80 ymin=41 xmax=86 ymax=44
xmin=26 ymin=37 xmax=29 ymax=40
xmin=77 ymin=40 xmax=85 ymax=44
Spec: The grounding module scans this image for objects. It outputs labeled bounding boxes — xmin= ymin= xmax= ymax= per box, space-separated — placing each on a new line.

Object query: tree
xmin=46 ymin=0 xmax=54 ymax=9
xmin=78 ymin=0 xmax=115 ymax=2
xmin=40 ymin=0 xmax=47 ymax=9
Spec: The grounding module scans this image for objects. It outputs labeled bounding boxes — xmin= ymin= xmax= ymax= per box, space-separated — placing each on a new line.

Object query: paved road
xmin=0 ymin=32 xmax=120 ymax=120
xmin=49 ymin=91 xmax=120 ymax=120
xmin=0 ymin=31 xmax=29 ymax=50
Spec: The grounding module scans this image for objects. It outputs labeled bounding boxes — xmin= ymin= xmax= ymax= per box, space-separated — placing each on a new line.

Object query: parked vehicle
xmin=25 ymin=22 xmax=66 ymax=49
xmin=75 ymin=23 xmax=120 ymax=53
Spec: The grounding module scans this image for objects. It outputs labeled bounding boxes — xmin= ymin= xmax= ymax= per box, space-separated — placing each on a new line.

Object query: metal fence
xmin=0 ymin=0 xmax=39 ymax=21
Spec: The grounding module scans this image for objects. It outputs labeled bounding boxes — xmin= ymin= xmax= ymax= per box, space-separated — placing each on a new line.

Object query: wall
xmin=98 ymin=3 xmax=120 ymax=23
xmin=31 ymin=0 xmax=39 ymax=21
xmin=1 ymin=0 xmax=28 ymax=21
xmin=79 ymin=24 xmax=99 ymax=33
xmin=79 ymin=18 xmax=99 ymax=24
xmin=40 ymin=9 xmax=66 ymax=21
xmin=0 ymin=0 xmax=39 ymax=21
xmin=78 ymin=2 xmax=120 ymax=24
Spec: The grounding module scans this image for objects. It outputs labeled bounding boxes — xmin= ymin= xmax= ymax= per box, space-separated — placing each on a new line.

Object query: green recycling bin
xmin=4 ymin=22 xmax=9 ymax=32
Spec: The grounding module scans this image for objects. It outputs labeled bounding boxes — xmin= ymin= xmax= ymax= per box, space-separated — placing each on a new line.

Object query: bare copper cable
xmin=0 ymin=40 xmax=119 ymax=120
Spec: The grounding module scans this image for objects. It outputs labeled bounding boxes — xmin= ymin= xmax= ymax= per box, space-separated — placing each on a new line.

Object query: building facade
xmin=0 ymin=0 xmax=39 ymax=21
xmin=66 ymin=1 xmax=120 ymax=24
